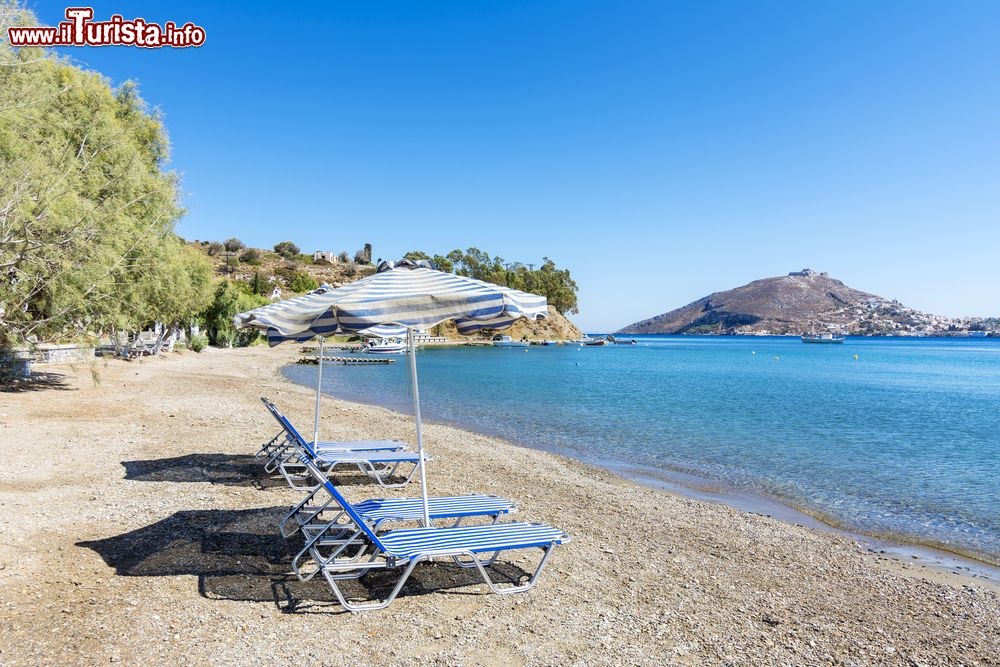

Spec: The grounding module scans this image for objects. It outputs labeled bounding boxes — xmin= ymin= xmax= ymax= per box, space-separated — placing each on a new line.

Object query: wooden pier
xmin=297 ymin=356 xmax=395 ymax=365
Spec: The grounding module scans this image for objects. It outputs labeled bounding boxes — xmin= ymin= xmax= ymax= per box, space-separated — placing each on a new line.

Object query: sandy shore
xmin=1 ymin=347 xmax=998 ymax=666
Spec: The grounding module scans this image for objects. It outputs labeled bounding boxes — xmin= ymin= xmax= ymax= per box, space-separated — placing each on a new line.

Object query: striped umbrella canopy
xmin=242 ymin=284 xmax=406 ymax=345
xmin=239 ymin=284 xmax=406 ymax=443
xmin=234 ymin=260 xmax=549 ymax=525
xmin=234 ymin=261 xmax=548 ymax=339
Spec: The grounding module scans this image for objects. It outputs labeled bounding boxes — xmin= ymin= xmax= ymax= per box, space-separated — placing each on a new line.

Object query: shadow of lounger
xmin=122 ymin=454 xmax=289 ymax=488
xmin=123 ymin=454 xmax=420 ymax=489
xmin=77 ymin=507 xmax=533 ymax=613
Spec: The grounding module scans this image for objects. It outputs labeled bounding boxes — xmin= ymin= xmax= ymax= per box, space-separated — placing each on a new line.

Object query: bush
xmin=188 ymin=332 xmax=208 ymax=352
xmin=274 ymin=262 xmax=298 ymax=283
xmin=288 ymin=271 xmax=319 ymax=292
xmin=338 ymin=251 xmax=350 ymax=263
xmin=201 ymin=280 xmax=269 ymax=347
xmin=239 ymin=247 xmax=262 ymax=265
xmin=248 ymin=271 xmax=270 ymax=295
xmin=273 ymin=240 xmax=300 ymax=258
xmin=206 ymin=241 xmax=224 ymax=256
xmin=223 ymin=237 xmax=245 ymax=252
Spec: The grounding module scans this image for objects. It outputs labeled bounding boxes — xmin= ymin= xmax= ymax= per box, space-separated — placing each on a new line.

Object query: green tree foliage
xmin=273 ymin=240 xmax=299 ymax=258
xmin=201 ymin=280 xmax=268 ymax=347
xmin=402 ymin=248 xmax=579 ymax=314
xmin=187 ymin=332 xmax=208 ymax=352
xmin=248 ymin=271 xmax=270 ymax=296
xmin=239 ymin=247 xmax=262 ymax=265
xmin=287 ymin=271 xmax=319 ymax=293
xmin=0 ymin=6 xmax=213 ymax=347
xmin=206 ymin=241 xmax=224 ymax=256
xmin=223 ymin=238 xmax=245 ymax=252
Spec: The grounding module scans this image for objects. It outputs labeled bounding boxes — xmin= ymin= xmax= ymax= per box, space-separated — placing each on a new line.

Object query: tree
xmin=354 ymin=243 xmax=373 ymax=265
xmin=420 ymin=248 xmax=578 ymax=314
xmin=0 ymin=7 xmax=213 ymax=348
xmin=223 ymin=237 xmax=245 ymax=252
xmin=201 ymin=280 xmax=268 ymax=347
xmin=288 ymin=271 xmax=318 ymax=292
xmin=273 ymin=240 xmax=299 ymax=259
xmin=239 ymin=247 xmax=261 ymax=265
xmin=206 ymin=241 xmax=224 ymax=256
xmin=338 ymin=250 xmax=350 ymax=263
xmin=248 ymin=271 xmax=270 ymax=296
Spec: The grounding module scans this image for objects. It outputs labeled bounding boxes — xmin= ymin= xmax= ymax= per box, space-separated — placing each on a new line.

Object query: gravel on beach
xmin=0 ymin=346 xmax=997 ymax=666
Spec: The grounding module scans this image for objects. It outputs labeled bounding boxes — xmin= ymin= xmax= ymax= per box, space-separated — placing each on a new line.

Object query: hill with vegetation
xmin=189 ymin=241 xmax=582 ymax=341
xmin=617 ymin=269 xmax=989 ymax=336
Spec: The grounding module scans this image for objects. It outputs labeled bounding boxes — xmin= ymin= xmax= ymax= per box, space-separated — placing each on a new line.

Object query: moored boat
xmin=366 ymin=337 xmax=408 ymax=354
xmin=801 ymin=333 xmax=845 ymax=344
xmin=492 ymin=334 xmax=529 ymax=348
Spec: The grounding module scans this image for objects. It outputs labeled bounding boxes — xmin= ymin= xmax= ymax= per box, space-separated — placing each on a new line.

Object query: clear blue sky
xmin=34 ymin=0 xmax=1000 ymax=330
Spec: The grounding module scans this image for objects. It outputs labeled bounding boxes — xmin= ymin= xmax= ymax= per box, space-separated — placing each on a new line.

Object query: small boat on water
xmin=584 ymin=337 xmax=608 ymax=347
xmin=969 ymin=331 xmax=988 ymax=338
xmin=540 ymin=340 xmax=559 ymax=346
xmin=366 ymin=337 xmax=408 ymax=354
xmin=801 ymin=333 xmax=845 ymax=344
xmin=615 ymin=339 xmax=638 ymax=345
xmin=492 ymin=334 xmax=529 ymax=348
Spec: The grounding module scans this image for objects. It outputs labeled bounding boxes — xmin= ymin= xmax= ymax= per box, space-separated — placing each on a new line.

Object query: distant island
xmin=617 ymin=269 xmax=996 ymax=337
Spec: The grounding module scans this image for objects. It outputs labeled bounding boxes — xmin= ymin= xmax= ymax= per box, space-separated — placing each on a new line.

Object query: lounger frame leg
xmin=322 ymin=558 xmax=422 ymax=613
xmin=460 ymin=545 xmax=556 ymax=595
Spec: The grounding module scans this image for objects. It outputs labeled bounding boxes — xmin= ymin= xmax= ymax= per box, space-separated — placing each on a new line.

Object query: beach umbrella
xmin=239 ymin=283 xmax=405 ymax=443
xmin=234 ymin=260 xmax=548 ymax=525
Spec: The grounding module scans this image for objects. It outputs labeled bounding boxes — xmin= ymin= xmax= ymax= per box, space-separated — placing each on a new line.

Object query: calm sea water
xmin=284 ymin=336 xmax=1000 ymax=563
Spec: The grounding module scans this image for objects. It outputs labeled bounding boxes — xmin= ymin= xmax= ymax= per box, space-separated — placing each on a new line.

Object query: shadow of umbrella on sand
xmin=234 ymin=259 xmax=549 ymax=525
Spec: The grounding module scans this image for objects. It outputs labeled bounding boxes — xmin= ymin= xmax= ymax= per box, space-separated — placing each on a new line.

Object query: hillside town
xmin=620 ymin=269 xmax=998 ymax=337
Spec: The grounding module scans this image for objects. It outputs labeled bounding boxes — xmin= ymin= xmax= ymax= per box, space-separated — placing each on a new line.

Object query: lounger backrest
xmin=260 ymin=397 xmax=317 ymax=458
xmin=300 ymin=458 xmax=389 ymax=552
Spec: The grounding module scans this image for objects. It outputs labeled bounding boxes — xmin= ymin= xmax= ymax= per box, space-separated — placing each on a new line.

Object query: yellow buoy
xmin=854 ymin=354 xmax=859 ymax=360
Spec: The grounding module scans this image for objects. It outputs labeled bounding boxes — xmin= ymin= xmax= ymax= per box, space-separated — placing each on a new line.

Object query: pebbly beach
xmin=1 ymin=346 xmax=998 ymax=666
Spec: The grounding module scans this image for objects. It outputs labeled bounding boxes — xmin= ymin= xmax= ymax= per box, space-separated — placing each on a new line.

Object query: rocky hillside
xmin=437 ymin=306 xmax=581 ymax=341
xmin=617 ymin=269 xmax=964 ymax=336
xmin=189 ymin=241 xmax=582 ymax=341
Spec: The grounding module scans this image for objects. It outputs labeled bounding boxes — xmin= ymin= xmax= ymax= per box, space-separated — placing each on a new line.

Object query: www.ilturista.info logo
xmin=6 ymin=7 xmax=205 ymax=48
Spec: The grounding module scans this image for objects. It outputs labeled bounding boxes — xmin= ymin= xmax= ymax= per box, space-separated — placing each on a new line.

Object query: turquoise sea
xmin=284 ymin=336 xmax=1000 ymax=564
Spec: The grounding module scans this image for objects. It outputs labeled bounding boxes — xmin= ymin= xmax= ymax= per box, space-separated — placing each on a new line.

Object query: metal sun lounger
xmin=264 ymin=401 xmax=428 ymax=490
xmin=293 ymin=457 xmax=569 ymax=612
xmin=257 ymin=398 xmax=409 ymax=473
xmin=285 ymin=489 xmax=519 ymax=579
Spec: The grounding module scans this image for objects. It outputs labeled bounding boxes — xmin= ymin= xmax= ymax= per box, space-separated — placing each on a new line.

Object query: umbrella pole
xmin=408 ymin=328 xmax=432 ymax=527
xmin=313 ymin=336 xmax=325 ymax=445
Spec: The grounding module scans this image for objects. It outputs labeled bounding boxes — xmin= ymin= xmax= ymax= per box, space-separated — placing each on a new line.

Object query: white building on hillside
xmin=313 ymin=251 xmax=337 ymax=263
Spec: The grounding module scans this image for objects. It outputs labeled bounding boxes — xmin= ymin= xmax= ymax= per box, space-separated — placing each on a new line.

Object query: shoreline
xmin=284 ymin=364 xmax=1000 ymax=590
xmin=3 ymin=346 xmax=999 ymax=665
